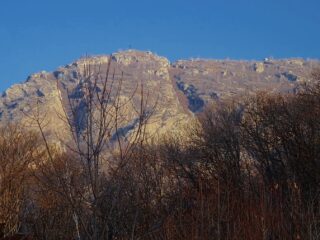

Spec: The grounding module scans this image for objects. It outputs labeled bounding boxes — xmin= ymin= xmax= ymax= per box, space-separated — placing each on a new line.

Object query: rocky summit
xmin=0 ymin=50 xmax=319 ymax=141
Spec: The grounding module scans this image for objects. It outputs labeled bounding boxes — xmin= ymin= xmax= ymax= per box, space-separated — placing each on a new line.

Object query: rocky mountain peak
xmin=112 ymin=49 xmax=169 ymax=67
xmin=0 ymin=50 xmax=319 ymax=142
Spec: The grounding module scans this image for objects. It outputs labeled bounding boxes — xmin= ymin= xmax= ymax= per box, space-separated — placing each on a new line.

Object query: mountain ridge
xmin=0 ymin=49 xmax=319 ymax=141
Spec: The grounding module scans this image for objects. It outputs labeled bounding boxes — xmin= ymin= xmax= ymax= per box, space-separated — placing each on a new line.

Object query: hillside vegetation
xmin=0 ymin=68 xmax=319 ymax=240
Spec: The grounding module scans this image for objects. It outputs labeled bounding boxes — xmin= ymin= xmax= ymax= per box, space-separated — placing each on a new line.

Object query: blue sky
xmin=0 ymin=0 xmax=319 ymax=92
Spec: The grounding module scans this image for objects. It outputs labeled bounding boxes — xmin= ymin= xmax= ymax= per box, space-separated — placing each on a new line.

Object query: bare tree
xmin=31 ymin=55 xmax=156 ymax=240
xmin=0 ymin=125 xmax=39 ymax=238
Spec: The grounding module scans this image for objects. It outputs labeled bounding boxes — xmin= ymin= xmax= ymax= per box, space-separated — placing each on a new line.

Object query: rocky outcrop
xmin=0 ymin=50 xmax=190 ymax=143
xmin=0 ymin=50 xmax=319 ymax=142
xmin=171 ymin=57 xmax=319 ymax=108
xmin=253 ymin=62 xmax=264 ymax=73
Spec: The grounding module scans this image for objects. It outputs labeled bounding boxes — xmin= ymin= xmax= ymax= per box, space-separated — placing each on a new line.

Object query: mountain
xmin=0 ymin=50 xmax=319 ymax=141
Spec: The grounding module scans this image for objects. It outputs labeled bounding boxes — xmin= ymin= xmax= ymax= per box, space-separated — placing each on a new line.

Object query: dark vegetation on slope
xmin=0 ymin=69 xmax=320 ymax=240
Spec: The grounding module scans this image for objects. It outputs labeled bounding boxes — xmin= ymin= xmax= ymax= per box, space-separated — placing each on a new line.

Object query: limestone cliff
xmin=0 ymin=50 xmax=319 ymax=142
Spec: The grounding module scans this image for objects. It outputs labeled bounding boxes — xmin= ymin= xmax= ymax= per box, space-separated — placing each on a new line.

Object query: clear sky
xmin=0 ymin=0 xmax=319 ymax=92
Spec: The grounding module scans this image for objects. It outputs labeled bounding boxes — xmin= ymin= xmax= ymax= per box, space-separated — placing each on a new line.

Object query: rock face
xmin=0 ymin=71 xmax=68 ymax=140
xmin=254 ymin=62 xmax=265 ymax=73
xmin=171 ymin=57 xmax=318 ymax=112
xmin=0 ymin=50 xmax=319 ymax=141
